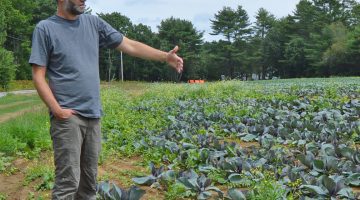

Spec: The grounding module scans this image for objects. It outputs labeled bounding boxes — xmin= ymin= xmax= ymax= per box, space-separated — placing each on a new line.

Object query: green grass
xmin=0 ymin=193 xmax=7 ymax=200
xmin=0 ymin=94 xmax=40 ymax=105
xmin=0 ymin=93 xmax=45 ymax=157
xmin=0 ymin=80 xmax=35 ymax=92
xmin=116 ymin=169 xmax=148 ymax=186
xmin=0 ymin=109 xmax=51 ymax=157
xmin=24 ymin=162 xmax=54 ymax=191
xmin=0 ymin=100 xmax=42 ymax=115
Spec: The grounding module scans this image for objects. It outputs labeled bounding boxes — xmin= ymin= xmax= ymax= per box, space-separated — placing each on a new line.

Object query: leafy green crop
xmin=97 ymin=181 xmax=145 ymax=200
xmin=100 ymin=78 xmax=360 ymax=199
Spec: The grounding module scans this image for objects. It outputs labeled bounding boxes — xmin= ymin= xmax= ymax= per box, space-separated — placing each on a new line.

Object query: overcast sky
xmin=86 ymin=0 xmax=301 ymax=41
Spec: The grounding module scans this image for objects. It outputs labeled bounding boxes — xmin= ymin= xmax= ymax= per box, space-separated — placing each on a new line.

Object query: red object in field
xmin=188 ymin=80 xmax=205 ymax=84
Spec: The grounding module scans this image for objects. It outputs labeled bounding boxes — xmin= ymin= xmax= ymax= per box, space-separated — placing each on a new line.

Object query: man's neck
xmin=57 ymin=8 xmax=79 ymax=20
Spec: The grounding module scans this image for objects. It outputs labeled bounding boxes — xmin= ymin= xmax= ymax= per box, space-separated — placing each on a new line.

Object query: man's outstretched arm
xmin=116 ymin=36 xmax=184 ymax=73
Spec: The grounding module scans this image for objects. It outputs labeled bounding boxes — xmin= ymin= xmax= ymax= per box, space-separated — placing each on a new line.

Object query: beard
xmin=65 ymin=0 xmax=85 ymax=15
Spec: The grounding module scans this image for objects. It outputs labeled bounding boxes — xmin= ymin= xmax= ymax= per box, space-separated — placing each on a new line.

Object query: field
xmin=0 ymin=78 xmax=359 ymax=200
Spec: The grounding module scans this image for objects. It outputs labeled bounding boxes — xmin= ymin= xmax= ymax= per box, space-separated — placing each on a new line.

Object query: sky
xmin=86 ymin=0 xmax=301 ymax=41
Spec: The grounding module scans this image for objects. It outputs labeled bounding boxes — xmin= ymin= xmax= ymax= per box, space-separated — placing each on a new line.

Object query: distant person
xmin=29 ymin=0 xmax=183 ymax=199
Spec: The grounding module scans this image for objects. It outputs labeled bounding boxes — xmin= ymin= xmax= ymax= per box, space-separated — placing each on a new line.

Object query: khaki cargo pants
xmin=50 ymin=114 xmax=101 ymax=200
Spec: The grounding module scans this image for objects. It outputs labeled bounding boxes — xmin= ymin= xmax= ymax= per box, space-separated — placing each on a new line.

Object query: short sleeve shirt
xmin=29 ymin=14 xmax=123 ymax=118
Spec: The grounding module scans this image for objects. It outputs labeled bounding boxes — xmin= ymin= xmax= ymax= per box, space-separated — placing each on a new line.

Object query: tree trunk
xmin=261 ymin=65 xmax=266 ymax=80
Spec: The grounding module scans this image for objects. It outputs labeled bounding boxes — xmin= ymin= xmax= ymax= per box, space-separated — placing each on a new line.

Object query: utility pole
xmin=120 ymin=51 xmax=124 ymax=82
xmin=108 ymin=49 xmax=112 ymax=82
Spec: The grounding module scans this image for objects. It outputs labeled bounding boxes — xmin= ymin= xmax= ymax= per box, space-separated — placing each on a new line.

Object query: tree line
xmin=0 ymin=0 xmax=359 ymax=89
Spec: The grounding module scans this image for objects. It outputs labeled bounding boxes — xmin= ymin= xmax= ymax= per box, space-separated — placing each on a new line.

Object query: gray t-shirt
xmin=29 ymin=14 xmax=123 ymax=118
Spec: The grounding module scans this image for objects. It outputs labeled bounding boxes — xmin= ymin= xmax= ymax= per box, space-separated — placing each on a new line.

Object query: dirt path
xmin=0 ymin=105 xmax=44 ymax=124
xmin=0 ymin=100 xmax=39 ymax=110
xmin=0 ymin=152 xmax=53 ymax=200
xmin=98 ymin=157 xmax=165 ymax=199
xmin=0 ymin=158 xmax=33 ymax=199
xmin=0 ymin=90 xmax=36 ymax=98
xmin=0 ymin=153 xmax=163 ymax=200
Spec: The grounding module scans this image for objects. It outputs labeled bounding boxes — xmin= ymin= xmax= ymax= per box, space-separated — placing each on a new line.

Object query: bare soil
xmin=0 ymin=152 xmax=52 ymax=200
xmin=0 ymin=152 xmax=164 ymax=200
xmin=0 ymin=105 xmax=44 ymax=124
xmin=2 ymin=142 xmax=360 ymax=199
xmin=224 ymin=137 xmax=260 ymax=148
xmin=98 ymin=156 xmax=165 ymax=200
xmin=0 ymin=100 xmax=39 ymax=110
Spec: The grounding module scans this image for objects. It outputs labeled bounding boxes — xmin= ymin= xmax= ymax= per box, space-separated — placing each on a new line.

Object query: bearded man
xmin=29 ymin=0 xmax=183 ymax=199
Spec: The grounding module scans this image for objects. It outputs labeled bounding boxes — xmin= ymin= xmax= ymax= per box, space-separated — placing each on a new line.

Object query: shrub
xmin=0 ymin=48 xmax=17 ymax=91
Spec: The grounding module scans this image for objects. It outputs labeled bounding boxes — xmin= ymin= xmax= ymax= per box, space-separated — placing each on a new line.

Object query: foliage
xmin=0 ymin=193 xmax=6 ymax=200
xmin=99 ymin=79 xmax=360 ymax=199
xmin=284 ymin=37 xmax=307 ymax=78
xmin=0 ymin=48 xmax=16 ymax=90
xmin=250 ymin=8 xmax=276 ymax=79
xmin=164 ymin=183 xmax=188 ymax=200
xmin=210 ymin=5 xmax=251 ymax=78
xmin=210 ymin=6 xmax=251 ymax=42
xmin=97 ymin=181 xmax=145 ymax=200
xmin=249 ymin=178 xmax=287 ymax=200
xmin=24 ymin=163 xmax=54 ymax=191
xmin=1 ymin=0 xmax=360 ymax=80
xmin=177 ymin=173 xmax=223 ymax=199
xmin=132 ymin=163 xmax=175 ymax=188
xmin=0 ymin=4 xmax=16 ymax=90
xmin=6 ymin=80 xmax=34 ymax=91
xmin=0 ymin=108 xmax=51 ymax=156
xmin=0 ymin=153 xmax=14 ymax=173
xmin=158 ymin=17 xmax=204 ymax=81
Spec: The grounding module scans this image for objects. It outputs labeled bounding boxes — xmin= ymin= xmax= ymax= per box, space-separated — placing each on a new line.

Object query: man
xmin=29 ymin=0 xmax=183 ymax=199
